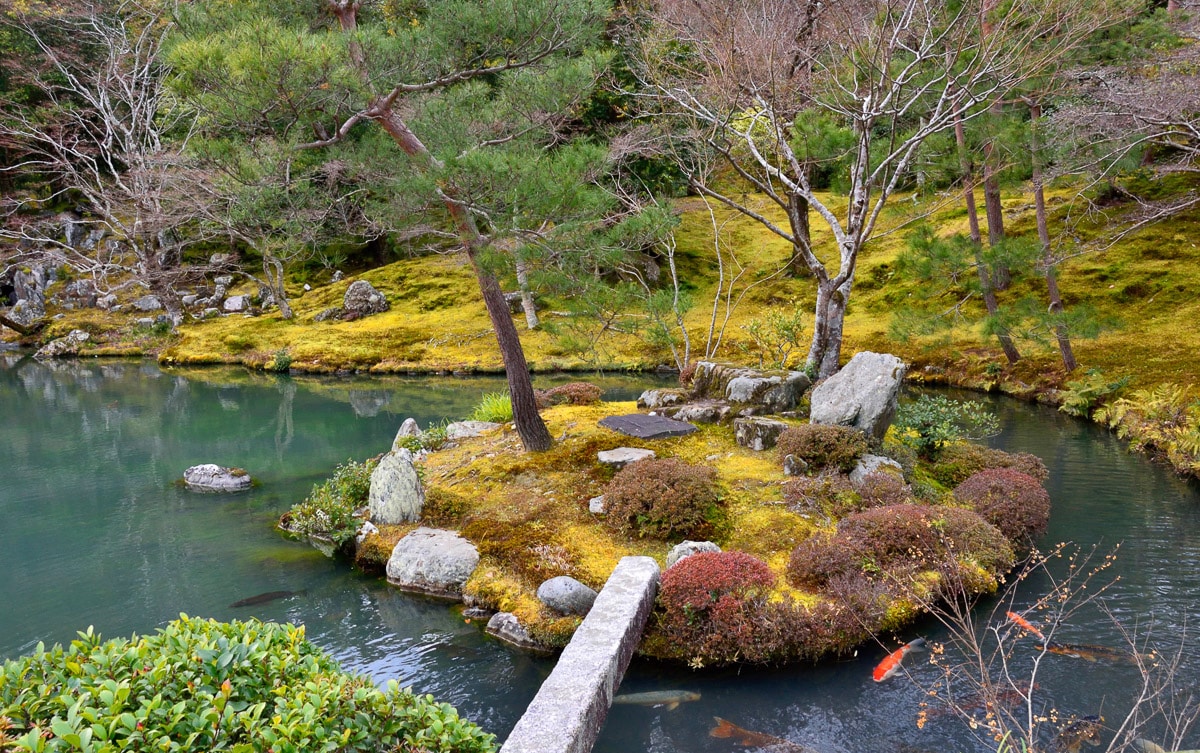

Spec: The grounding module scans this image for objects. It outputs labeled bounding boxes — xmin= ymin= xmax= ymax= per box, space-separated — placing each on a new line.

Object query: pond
xmin=2 ymin=358 xmax=1197 ymax=752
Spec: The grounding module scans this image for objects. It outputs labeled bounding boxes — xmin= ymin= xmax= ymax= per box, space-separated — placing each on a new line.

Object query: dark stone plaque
xmin=598 ymin=413 xmax=698 ymax=439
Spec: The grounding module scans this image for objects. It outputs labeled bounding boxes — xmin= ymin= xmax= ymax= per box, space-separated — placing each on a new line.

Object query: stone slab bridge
xmin=499 ymin=556 xmax=661 ymax=753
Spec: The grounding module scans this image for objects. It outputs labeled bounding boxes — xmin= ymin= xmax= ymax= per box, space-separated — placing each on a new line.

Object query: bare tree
xmin=630 ymin=0 xmax=1135 ymax=377
xmin=0 ymin=1 xmax=204 ymax=320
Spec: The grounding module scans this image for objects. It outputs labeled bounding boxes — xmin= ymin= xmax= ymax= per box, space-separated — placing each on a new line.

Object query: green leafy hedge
xmin=0 ymin=615 xmax=496 ymax=753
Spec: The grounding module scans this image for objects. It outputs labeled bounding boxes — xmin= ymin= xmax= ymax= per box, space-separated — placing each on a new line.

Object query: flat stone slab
xmin=597 ymin=447 xmax=656 ymax=469
xmin=598 ymin=414 xmax=697 ymax=439
xmin=500 ymin=556 xmax=660 ymax=753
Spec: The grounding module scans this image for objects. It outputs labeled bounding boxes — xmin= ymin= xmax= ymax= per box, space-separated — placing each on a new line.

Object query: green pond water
xmin=2 ymin=357 xmax=1198 ymax=752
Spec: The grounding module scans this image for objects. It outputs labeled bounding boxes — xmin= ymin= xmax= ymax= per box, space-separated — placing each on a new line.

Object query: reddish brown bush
xmin=679 ymin=361 xmax=698 ymax=388
xmin=657 ymin=551 xmax=775 ymax=665
xmin=786 ymin=531 xmax=864 ymax=590
xmin=782 ymin=471 xmax=860 ymax=517
xmin=953 ymin=468 xmax=1051 ymax=545
xmin=930 ymin=444 xmax=1049 ymax=487
xmin=776 ymin=424 xmax=868 ymax=473
xmin=857 ymin=471 xmax=915 ymax=509
xmin=603 ymin=458 xmax=719 ymax=539
xmin=534 ymin=382 xmax=603 ymax=409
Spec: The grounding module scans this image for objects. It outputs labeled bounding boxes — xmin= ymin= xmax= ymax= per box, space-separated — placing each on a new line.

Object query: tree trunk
xmin=787 ymin=188 xmax=812 ymax=278
xmin=1029 ymin=101 xmax=1077 ymax=373
xmin=515 ymin=258 xmax=539 ymax=330
xmin=377 ymin=107 xmax=551 ymax=451
xmin=805 ymin=276 xmax=849 ymax=378
xmin=956 ymin=117 xmax=1020 ymax=365
xmin=264 ymin=252 xmax=293 ymax=320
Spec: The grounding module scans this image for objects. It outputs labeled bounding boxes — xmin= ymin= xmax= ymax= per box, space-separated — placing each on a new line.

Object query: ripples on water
xmin=2 ymin=360 xmax=1198 ymax=752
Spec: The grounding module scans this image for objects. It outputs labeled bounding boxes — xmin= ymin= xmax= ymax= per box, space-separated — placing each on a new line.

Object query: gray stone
xmin=34 ymin=329 xmax=89 ymax=359
xmin=598 ymin=414 xmax=697 ymax=439
xmin=486 ymin=612 xmax=554 ymax=653
xmin=355 ymin=520 xmax=379 ymax=548
xmin=55 ymin=279 xmax=97 ymax=309
xmin=182 ymin=463 xmax=252 ymax=492
xmin=201 ymin=307 xmax=220 ymax=319
xmin=8 ymin=298 xmax=45 ymax=327
xmin=446 ymin=420 xmax=501 ymax=439
xmin=666 ymin=540 xmax=721 ymax=568
xmin=588 ymin=495 xmax=606 ymax=514
xmin=809 ymin=351 xmax=907 ymax=443
xmin=223 ymin=295 xmax=250 ymax=313
xmin=209 ymin=253 xmax=236 ymax=267
xmin=733 ymin=417 xmax=790 ymax=451
xmin=331 ymin=270 xmax=344 ymax=283
xmin=59 ymin=212 xmax=85 ymax=247
xmin=314 ymin=306 xmax=343 ymax=322
xmin=368 ymin=448 xmax=424 ymax=524
xmin=96 ymin=294 xmax=118 ymax=310
xmin=537 ymin=576 xmax=599 ymax=616
xmin=690 ymin=362 xmax=811 ymax=413
xmin=500 ymin=557 xmax=660 ymax=753
xmin=80 ymin=229 xmax=105 ymax=250
xmin=385 ymin=527 xmax=479 ymax=599
xmin=636 ymin=388 xmax=690 ymax=410
xmin=214 ymin=275 xmax=234 ymax=286
xmin=181 ymin=294 xmax=199 ymax=307
xmin=343 ymin=280 xmax=389 ymax=317
xmin=392 ymin=417 xmax=421 ymax=448
xmin=663 ymin=400 xmax=731 ymax=424
xmin=597 ymin=447 xmax=655 ymax=469
xmin=783 ymin=454 xmax=809 ymax=476
xmin=132 ymin=295 xmax=163 ymax=312
xmin=850 ymin=453 xmax=904 ymax=486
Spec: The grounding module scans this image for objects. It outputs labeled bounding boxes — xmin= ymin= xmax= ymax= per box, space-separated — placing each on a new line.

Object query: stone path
xmin=598 ymin=413 xmax=697 ymax=439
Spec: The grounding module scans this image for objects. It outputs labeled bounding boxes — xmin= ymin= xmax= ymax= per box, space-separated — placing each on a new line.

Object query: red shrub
xmin=603 ymin=458 xmax=719 ymax=539
xmin=679 ymin=361 xmax=698 ymax=388
xmin=776 ymin=424 xmax=868 ymax=473
xmin=786 ymin=532 xmax=864 ymax=590
xmin=930 ymin=444 xmax=1049 ymax=487
xmin=534 ymin=382 xmax=603 ymax=409
xmin=657 ymin=551 xmax=775 ymax=664
xmin=857 ymin=471 xmax=915 ymax=509
xmin=953 ymin=468 xmax=1051 ymax=545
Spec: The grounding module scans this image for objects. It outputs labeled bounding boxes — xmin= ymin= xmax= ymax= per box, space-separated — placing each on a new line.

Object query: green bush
xmin=603 ymin=458 xmax=720 ymax=539
xmin=776 ymin=424 xmax=868 ymax=473
xmin=395 ymin=422 xmax=450 ymax=454
xmin=0 ymin=615 xmax=496 ymax=753
xmin=280 ymin=457 xmax=378 ymax=546
xmin=269 ymin=348 xmax=292 ymax=373
xmin=928 ymin=443 xmax=1048 ymax=488
xmin=893 ymin=395 xmax=1000 ymax=458
xmin=469 ymin=392 xmax=513 ymax=423
xmin=1059 ymin=368 xmax=1129 ymax=418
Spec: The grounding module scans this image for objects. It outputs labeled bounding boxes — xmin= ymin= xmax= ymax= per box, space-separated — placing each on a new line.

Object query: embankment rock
xmin=666 ymin=540 xmax=721 ymax=568
xmin=537 ymin=576 xmax=599 ymax=616
xmin=368 ymin=448 xmax=424 ymax=524
xmin=733 ymin=417 xmax=789 ymax=451
xmin=809 ymin=351 xmax=906 ymax=443
xmin=386 ymin=527 xmax=479 ymax=599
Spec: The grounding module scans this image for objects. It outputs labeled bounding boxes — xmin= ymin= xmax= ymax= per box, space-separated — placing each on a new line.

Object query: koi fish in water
xmin=1054 ymin=714 xmax=1105 ymax=753
xmin=873 ymin=637 xmax=927 ymax=682
xmin=612 ymin=690 xmax=700 ymax=711
xmin=1035 ymin=640 xmax=1148 ymax=664
xmin=709 ymin=717 xmax=820 ymax=753
xmin=1006 ymin=610 xmax=1047 ymax=641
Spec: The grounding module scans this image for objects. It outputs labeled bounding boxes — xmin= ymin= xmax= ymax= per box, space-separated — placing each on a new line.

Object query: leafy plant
xmin=469 ymin=392 xmax=513 ymax=423
xmin=0 ymin=616 xmax=496 ymax=753
xmin=927 ymin=443 xmax=1048 ymax=487
xmin=739 ymin=307 xmax=806 ymax=370
xmin=280 ymin=457 xmax=378 ymax=546
xmin=1094 ymin=384 xmax=1200 ymax=474
xmin=894 ymin=395 xmax=1000 ymax=458
xmin=395 ymin=421 xmax=450 ymax=453
xmin=1059 ymin=368 xmax=1130 ymax=417
xmin=269 ymin=347 xmax=292 ymax=373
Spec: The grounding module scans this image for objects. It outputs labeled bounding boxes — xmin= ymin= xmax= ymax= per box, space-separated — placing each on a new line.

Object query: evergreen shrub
xmin=0 ymin=616 xmax=495 ymax=753
xmin=953 ymin=468 xmax=1051 ymax=545
xmin=279 ymin=457 xmax=377 ymax=546
xmin=776 ymin=424 xmax=868 ymax=473
xmin=603 ymin=458 xmax=719 ymax=539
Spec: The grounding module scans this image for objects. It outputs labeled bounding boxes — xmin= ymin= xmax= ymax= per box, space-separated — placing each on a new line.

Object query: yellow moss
xmin=353 ymin=523 xmax=415 ymax=572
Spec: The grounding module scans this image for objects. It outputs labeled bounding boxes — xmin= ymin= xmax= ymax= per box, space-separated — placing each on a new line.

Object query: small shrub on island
xmin=657 ymin=551 xmax=775 ymax=665
xmin=776 ymin=424 xmax=868 ymax=473
xmin=0 ymin=616 xmax=495 ymax=753
xmin=534 ymin=381 xmax=603 ymax=409
xmin=782 ymin=471 xmax=861 ymax=518
xmin=928 ymin=443 xmax=1048 ymax=487
xmin=603 ymin=458 xmax=720 ymax=539
xmin=953 ymin=468 xmax=1051 ymax=546
xmin=280 ymin=456 xmax=378 ymax=547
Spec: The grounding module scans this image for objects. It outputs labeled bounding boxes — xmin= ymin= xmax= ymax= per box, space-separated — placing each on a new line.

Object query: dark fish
xmin=710 ymin=717 xmax=819 ymax=753
xmin=927 ymin=685 xmax=1035 ymax=719
xmin=1054 ymin=715 xmax=1104 ymax=753
xmin=613 ymin=690 xmax=700 ymax=710
xmin=229 ymin=590 xmax=303 ymax=608
xmin=1036 ymin=640 xmax=1147 ymax=664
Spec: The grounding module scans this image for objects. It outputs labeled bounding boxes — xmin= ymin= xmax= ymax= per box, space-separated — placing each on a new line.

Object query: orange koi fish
xmin=873 ymin=637 xmax=927 ymax=682
xmin=1006 ymin=611 xmax=1047 ymax=641
xmin=710 ymin=717 xmax=819 ymax=752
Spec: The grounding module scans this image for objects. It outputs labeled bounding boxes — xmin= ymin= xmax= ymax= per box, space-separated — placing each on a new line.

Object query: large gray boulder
xmin=132 ymin=295 xmax=163 ymax=312
xmin=368 ymin=448 xmax=424 ymax=524
xmin=223 ymin=295 xmax=250 ymax=313
xmin=537 ymin=576 xmax=599 ymax=616
xmin=445 ymin=420 xmax=500 ymax=439
xmin=8 ymin=297 xmax=46 ymax=328
xmin=690 ymin=361 xmax=811 ymax=413
xmin=34 ymin=329 xmax=89 ymax=359
xmin=183 ymin=463 xmax=252 ymax=492
xmin=385 ymin=527 xmax=479 ymax=599
xmin=809 ymin=351 xmax=907 ymax=443
xmin=343 ymin=280 xmax=389 ymax=318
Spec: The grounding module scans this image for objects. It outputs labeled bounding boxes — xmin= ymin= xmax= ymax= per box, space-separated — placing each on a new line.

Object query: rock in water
xmin=386 ymin=527 xmax=478 ymax=598
xmin=536 ymin=576 xmax=598 ymax=616
xmin=183 ymin=463 xmax=252 ymax=492
xmin=368 ymin=448 xmax=424 ymax=524
xmin=809 ymin=352 xmax=907 ymax=443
